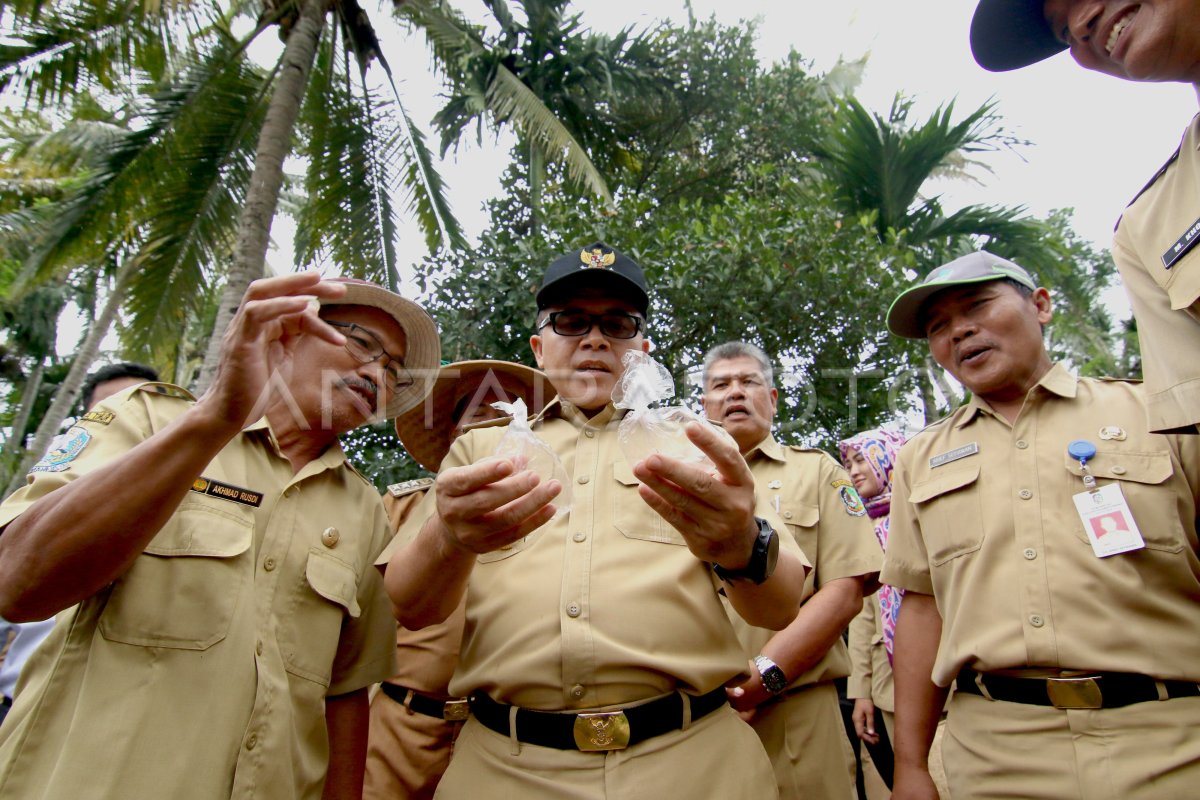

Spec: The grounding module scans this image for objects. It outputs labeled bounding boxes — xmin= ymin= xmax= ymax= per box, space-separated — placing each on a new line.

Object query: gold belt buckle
xmin=1046 ymin=676 xmax=1103 ymax=709
xmin=572 ymin=710 xmax=631 ymax=751
xmin=442 ymin=699 xmax=470 ymax=721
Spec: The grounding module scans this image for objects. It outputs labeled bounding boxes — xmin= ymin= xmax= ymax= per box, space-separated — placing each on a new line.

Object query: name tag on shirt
xmin=929 ymin=442 xmax=978 ymax=469
xmin=1072 ymin=484 xmax=1145 ymax=558
xmin=1162 ymin=214 xmax=1200 ymax=269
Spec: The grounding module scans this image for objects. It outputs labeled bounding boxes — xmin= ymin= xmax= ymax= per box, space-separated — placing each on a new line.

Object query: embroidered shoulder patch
xmin=831 ymin=479 xmax=867 ymax=516
xmin=31 ymin=427 xmax=91 ymax=473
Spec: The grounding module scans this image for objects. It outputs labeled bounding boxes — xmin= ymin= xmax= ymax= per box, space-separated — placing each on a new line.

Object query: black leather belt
xmin=471 ymin=687 xmax=728 ymax=751
xmin=380 ymin=682 xmax=470 ymax=721
xmin=956 ymin=667 xmax=1200 ymax=709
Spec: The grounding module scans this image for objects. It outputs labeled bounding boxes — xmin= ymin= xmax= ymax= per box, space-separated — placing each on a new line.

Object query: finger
xmin=242 ymin=271 xmax=347 ymax=303
xmin=478 ymin=500 xmax=558 ymax=553
xmin=437 ymin=458 xmax=518 ymax=497
xmin=297 ymin=310 xmax=349 ymax=346
xmin=637 ymin=482 xmax=699 ymax=533
xmin=685 ymin=421 xmax=752 ymax=486
xmin=484 ymin=479 xmax=562 ymax=532
xmin=633 ymin=462 xmax=711 ymax=516
xmin=635 ymin=455 xmax=721 ymax=511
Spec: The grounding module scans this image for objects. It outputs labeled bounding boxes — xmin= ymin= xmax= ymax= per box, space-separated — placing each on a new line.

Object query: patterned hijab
xmin=839 ymin=427 xmax=908 ymax=662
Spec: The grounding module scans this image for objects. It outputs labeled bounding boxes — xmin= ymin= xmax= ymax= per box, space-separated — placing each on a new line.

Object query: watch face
xmin=761 ymin=666 xmax=788 ymax=695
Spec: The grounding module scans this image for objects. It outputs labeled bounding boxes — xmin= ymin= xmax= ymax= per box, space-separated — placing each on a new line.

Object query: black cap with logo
xmin=536 ymin=242 xmax=650 ymax=317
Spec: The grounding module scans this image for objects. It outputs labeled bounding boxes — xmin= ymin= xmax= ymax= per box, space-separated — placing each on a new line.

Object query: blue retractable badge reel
xmin=1068 ymin=440 xmax=1098 ymax=491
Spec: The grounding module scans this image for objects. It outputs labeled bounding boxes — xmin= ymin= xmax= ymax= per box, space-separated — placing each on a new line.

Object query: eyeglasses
xmin=326 ymin=321 xmax=414 ymax=392
xmin=538 ymin=310 xmax=644 ymax=340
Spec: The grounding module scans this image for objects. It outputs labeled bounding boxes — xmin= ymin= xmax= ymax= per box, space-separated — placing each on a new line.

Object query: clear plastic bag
xmin=612 ymin=351 xmax=737 ymax=468
xmin=492 ymin=398 xmax=572 ymax=519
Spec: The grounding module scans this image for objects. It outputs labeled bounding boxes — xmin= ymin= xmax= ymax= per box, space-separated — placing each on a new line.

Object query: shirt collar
xmin=746 ymin=434 xmax=786 ymax=463
xmin=954 ymin=362 xmax=1077 ymax=428
xmin=548 ymin=398 xmax=625 ymax=430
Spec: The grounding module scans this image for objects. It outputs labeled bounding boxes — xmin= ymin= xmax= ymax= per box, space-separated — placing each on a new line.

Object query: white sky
xmin=63 ymin=0 xmax=1200 ymax=355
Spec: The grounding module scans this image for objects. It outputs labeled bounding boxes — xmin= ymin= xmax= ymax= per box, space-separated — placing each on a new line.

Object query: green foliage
xmin=340 ymin=420 xmax=429 ymax=492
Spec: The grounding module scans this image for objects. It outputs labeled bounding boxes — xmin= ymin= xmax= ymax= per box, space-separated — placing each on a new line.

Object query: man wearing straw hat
xmin=0 ymin=273 xmax=440 ymax=800
xmin=364 ymin=360 xmax=551 ymax=800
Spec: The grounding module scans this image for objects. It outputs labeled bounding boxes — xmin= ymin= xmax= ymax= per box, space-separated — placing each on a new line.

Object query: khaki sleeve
xmin=846 ymin=596 xmax=876 ymax=699
xmin=0 ymin=388 xmax=161 ymax=530
xmin=328 ymin=500 xmax=398 ymax=695
xmin=374 ymin=488 xmax=433 ymax=567
xmin=878 ymin=447 xmax=934 ymax=595
xmin=813 ymin=455 xmax=883 ymax=588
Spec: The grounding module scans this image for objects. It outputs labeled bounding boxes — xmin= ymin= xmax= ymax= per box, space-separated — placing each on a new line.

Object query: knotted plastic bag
xmin=612 ymin=350 xmax=736 ymax=467
xmin=492 ymin=398 xmax=572 ymax=519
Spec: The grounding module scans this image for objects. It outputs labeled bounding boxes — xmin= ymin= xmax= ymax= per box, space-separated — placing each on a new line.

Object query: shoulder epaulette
xmin=1117 ymin=115 xmax=1193 ymax=227
xmin=388 ymin=477 xmax=435 ymax=498
xmin=459 ymin=415 xmax=515 ymax=434
xmin=137 ymin=382 xmax=196 ymax=401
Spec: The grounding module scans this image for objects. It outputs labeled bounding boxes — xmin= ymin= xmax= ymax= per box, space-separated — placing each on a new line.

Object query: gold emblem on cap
xmin=1098 ymin=426 xmax=1126 ymax=441
xmin=321 ymin=527 xmax=340 ymax=548
xmin=581 ymin=248 xmax=615 ymax=270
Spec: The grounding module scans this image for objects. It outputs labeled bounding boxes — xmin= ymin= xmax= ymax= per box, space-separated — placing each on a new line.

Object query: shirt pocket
xmin=1063 ymin=449 xmax=1185 ymax=552
xmin=99 ymin=495 xmax=253 ymax=650
xmin=908 ymin=464 xmax=984 ymax=566
xmin=476 ymin=533 xmax=537 ymax=564
xmin=611 ymin=461 xmax=686 ymax=545
xmin=282 ymin=548 xmax=361 ymax=686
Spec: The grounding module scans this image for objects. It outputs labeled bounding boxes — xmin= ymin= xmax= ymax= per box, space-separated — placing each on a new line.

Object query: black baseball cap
xmin=971 ymin=0 xmax=1067 ymax=72
xmin=536 ymin=242 xmax=650 ymax=316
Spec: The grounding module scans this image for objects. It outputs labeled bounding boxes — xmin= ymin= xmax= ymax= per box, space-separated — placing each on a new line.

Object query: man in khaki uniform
xmin=365 ymin=360 xmax=550 ymax=800
xmin=0 ymin=273 xmax=441 ymax=800
xmin=385 ymin=242 xmax=810 ymax=799
xmin=970 ymin=0 xmax=1200 ymax=432
xmin=883 ymin=251 xmax=1200 ymax=800
xmin=699 ymin=341 xmax=880 ymax=800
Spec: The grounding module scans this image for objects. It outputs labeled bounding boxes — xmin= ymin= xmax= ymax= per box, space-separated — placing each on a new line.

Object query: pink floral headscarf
xmin=839 ymin=428 xmax=908 ymax=662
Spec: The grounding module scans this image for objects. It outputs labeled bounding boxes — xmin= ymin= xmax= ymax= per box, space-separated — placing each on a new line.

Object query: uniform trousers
xmin=942 ymin=691 xmax=1200 ymax=799
xmin=433 ymin=704 xmax=778 ymax=799
xmin=749 ymin=681 xmax=857 ymax=800
xmin=363 ymin=688 xmax=464 ymax=800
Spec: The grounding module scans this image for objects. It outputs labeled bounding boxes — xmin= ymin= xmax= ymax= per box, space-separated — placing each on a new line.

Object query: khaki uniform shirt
xmin=881 ymin=364 xmax=1200 ymax=687
xmin=727 ymin=438 xmax=881 ymax=688
xmin=376 ymin=480 xmax=464 ymax=697
xmin=0 ymin=385 xmax=396 ymax=800
xmin=1113 ymin=112 xmax=1200 ymax=432
xmin=846 ymin=594 xmax=894 ymax=712
xmin=392 ymin=401 xmax=807 ymax=710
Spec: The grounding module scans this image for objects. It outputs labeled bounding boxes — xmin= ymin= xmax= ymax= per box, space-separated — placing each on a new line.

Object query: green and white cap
xmin=886 ymin=251 xmax=1037 ymax=339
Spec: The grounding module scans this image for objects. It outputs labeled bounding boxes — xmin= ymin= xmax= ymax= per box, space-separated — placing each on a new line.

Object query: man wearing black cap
xmin=970 ymin=0 xmax=1200 ymax=435
xmin=385 ymin=242 xmax=809 ymax=798
xmin=881 ymin=250 xmax=1200 ymax=800
xmin=0 ymin=272 xmax=440 ymax=800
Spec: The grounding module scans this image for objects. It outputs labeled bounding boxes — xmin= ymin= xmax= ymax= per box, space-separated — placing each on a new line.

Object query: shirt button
xmin=321 ymin=527 xmax=339 ymax=548
xmin=284 ymin=487 xmax=297 ymax=498
xmin=1015 ymin=440 xmax=1029 ymax=450
xmin=256 ymin=639 xmax=264 ymax=656
xmin=263 ymin=557 xmax=276 ymax=572
xmin=783 ymin=511 xmax=793 ymax=519
xmin=1111 ymin=466 xmax=1127 ymax=475
xmin=571 ymin=685 xmax=585 ymax=699
xmin=1018 ymin=489 xmax=1033 ymax=500
xmin=566 ymin=603 xmax=581 ymax=618
xmin=1023 ymin=548 xmax=1037 ymax=560
xmin=573 ymin=532 xmax=587 ymax=543
xmin=1029 ymin=615 xmax=1045 ymax=628
xmin=584 ymin=430 xmax=595 ymax=439
xmin=577 ymin=475 xmax=590 ymax=485
xmin=245 ymin=733 xmax=258 ymax=750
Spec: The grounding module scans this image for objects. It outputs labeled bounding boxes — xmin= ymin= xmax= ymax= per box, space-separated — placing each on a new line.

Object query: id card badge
xmin=1072 ymin=483 xmax=1146 ymax=558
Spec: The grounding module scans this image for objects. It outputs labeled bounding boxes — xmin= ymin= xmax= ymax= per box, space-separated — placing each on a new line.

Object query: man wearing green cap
xmin=384 ymin=242 xmax=809 ymax=799
xmin=882 ymin=251 xmax=1200 ymax=800
xmin=969 ymin=0 xmax=1200 ymax=434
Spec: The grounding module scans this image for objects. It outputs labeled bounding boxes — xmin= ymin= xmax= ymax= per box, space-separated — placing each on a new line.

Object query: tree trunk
xmin=0 ymin=358 xmax=45 ymax=490
xmin=195 ymin=0 xmax=328 ymax=393
xmin=4 ymin=268 xmax=132 ymax=499
xmin=529 ymin=139 xmax=544 ymax=238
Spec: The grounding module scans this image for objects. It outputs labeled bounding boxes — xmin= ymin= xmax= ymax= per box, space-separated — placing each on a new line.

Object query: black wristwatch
xmin=712 ymin=517 xmax=780 ymax=585
xmin=754 ymin=655 xmax=789 ymax=695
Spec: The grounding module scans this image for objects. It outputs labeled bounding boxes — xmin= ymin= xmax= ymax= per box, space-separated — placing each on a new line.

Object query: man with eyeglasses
xmin=385 ymin=242 xmax=809 ymax=799
xmin=0 ymin=273 xmax=440 ymax=800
